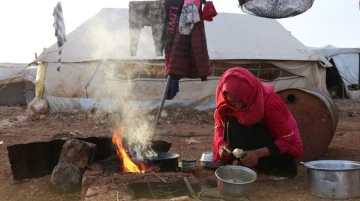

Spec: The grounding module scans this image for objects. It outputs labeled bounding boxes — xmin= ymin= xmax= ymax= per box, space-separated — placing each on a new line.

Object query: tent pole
xmin=153 ymin=75 xmax=172 ymax=132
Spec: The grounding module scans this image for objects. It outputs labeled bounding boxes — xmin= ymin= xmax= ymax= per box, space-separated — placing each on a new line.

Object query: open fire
xmin=112 ymin=126 xmax=147 ymax=173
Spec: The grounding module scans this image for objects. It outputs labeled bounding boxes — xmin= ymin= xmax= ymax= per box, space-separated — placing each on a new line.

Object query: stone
xmin=51 ymin=163 xmax=81 ymax=193
xmin=85 ymin=186 xmax=99 ymax=197
xmin=58 ymin=139 xmax=96 ymax=169
xmin=27 ymin=97 xmax=48 ymax=114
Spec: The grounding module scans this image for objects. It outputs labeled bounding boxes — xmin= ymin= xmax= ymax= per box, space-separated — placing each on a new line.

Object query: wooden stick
xmin=152 ymin=171 xmax=167 ymax=183
xmin=183 ymin=177 xmax=197 ymax=198
xmin=153 ymin=75 xmax=172 ymax=132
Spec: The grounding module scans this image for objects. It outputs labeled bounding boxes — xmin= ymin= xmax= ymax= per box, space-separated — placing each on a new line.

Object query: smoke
xmin=84 ymin=9 xmax=162 ymax=159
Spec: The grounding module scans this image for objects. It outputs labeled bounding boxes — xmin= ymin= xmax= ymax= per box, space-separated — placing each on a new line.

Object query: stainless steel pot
xmin=215 ymin=165 xmax=257 ymax=197
xmin=303 ymin=160 xmax=360 ymax=199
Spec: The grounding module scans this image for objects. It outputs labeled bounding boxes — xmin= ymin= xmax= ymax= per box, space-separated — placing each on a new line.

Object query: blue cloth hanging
xmin=166 ymin=77 xmax=179 ymax=100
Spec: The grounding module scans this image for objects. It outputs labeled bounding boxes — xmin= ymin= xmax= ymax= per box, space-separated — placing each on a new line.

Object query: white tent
xmin=312 ymin=45 xmax=360 ymax=99
xmin=0 ymin=63 xmax=36 ymax=105
xmin=34 ymin=8 xmax=331 ymax=112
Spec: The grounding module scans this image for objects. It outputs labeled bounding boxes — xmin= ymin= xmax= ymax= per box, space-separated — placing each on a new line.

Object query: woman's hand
xmin=219 ymin=145 xmax=232 ymax=158
xmin=240 ymin=150 xmax=260 ymax=167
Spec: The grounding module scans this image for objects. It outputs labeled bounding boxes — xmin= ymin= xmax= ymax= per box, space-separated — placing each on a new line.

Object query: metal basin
xmin=303 ymin=160 xmax=360 ymax=199
xmin=215 ymin=165 xmax=257 ymax=197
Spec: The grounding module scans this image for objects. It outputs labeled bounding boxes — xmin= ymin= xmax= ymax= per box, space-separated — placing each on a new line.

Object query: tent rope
xmin=73 ymin=61 xmax=102 ymax=111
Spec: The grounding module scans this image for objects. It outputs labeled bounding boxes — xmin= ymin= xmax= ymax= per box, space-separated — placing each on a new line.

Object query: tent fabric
xmin=313 ymin=45 xmax=360 ymax=99
xmin=35 ymin=8 xmax=330 ymax=64
xmin=43 ymin=61 xmax=326 ymax=100
xmin=331 ymin=54 xmax=359 ymax=86
xmin=33 ymin=8 xmax=331 ymax=111
xmin=0 ymin=63 xmax=36 ymax=85
xmin=311 ymin=45 xmax=360 ymax=59
xmin=271 ymin=61 xmax=327 ymax=91
xmin=0 ymin=63 xmax=36 ymax=105
xmin=44 ymin=62 xmax=106 ymax=98
xmin=312 ymin=45 xmax=360 ymax=86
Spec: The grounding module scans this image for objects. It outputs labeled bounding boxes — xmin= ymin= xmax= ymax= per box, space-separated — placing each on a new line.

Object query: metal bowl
xmin=200 ymin=152 xmax=221 ymax=169
xmin=215 ymin=165 xmax=257 ymax=197
xmin=303 ymin=160 xmax=360 ymax=199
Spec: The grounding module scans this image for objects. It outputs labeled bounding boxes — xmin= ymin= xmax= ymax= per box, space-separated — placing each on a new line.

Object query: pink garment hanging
xmin=184 ymin=0 xmax=200 ymax=8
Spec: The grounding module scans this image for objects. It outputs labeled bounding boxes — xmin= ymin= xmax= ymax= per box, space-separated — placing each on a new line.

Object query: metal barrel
xmin=277 ymin=88 xmax=339 ymax=161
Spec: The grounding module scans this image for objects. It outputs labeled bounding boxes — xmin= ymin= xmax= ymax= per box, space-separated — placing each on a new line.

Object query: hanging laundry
xmin=202 ymin=1 xmax=217 ymax=21
xmin=161 ymin=0 xmax=184 ymax=100
xmin=53 ymin=2 xmax=67 ymax=72
xmin=162 ymin=0 xmax=184 ymax=77
xmin=166 ymin=76 xmax=180 ymax=100
xmin=165 ymin=2 xmax=210 ymax=81
xmin=129 ymin=1 xmax=165 ymax=57
xmin=179 ymin=0 xmax=201 ymax=35
xmin=185 ymin=0 xmax=201 ymax=8
xmin=53 ymin=2 xmax=66 ymax=47
xmin=161 ymin=0 xmax=184 ymax=49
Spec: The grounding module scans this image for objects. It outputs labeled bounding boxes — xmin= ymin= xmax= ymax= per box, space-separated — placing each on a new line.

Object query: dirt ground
xmin=0 ymin=99 xmax=360 ymax=201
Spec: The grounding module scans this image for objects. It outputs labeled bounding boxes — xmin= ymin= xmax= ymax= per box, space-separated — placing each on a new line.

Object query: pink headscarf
xmin=216 ymin=67 xmax=274 ymax=126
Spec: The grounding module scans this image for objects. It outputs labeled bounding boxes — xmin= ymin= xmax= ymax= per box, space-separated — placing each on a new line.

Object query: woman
xmin=212 ymin=67 xmax=303 ymax=180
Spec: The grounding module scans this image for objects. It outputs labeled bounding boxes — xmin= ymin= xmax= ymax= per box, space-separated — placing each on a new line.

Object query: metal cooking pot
xmin=215 ymin=165 xmax=257 ymax=197
xmin=144 ymin=152 xmax=180 ymax=172
xmin=303 ymin=160 xmax=360 ymax=199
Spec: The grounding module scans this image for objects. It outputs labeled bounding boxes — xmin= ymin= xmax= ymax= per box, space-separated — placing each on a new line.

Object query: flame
xmin=112 ymin=126 xmax=142 ymax=173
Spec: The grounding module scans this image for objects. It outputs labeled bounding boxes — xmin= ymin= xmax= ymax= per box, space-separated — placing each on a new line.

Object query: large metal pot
xmin=303 ymin=160 xmax=360 ymax=199
xmin=215 ymin=165 xmax=257 ymax=197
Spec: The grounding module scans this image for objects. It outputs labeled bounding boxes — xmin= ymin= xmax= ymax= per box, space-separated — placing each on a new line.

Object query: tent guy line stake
xmin=153 ymin=75 xmax=172 ymax=132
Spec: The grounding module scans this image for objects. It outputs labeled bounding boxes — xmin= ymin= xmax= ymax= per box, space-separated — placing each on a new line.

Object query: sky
xmin=0 ymin=0 xmax=359 ymax=63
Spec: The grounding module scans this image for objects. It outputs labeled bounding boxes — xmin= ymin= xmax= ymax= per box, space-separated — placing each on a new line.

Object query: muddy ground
xmin=0 ymin=99 xmax=359 ymax=201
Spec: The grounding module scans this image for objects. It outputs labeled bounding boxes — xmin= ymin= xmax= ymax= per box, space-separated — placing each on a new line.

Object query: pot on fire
xmin=144 ymin=152 xmax=180 ymax=172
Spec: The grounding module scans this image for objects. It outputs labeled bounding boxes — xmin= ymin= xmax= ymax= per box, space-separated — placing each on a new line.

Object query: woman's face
xmin=225 ymin=92 xmax=246 ymax=110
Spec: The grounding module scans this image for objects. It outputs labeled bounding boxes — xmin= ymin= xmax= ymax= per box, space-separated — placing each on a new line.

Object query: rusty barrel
xmin=277 ymin=88 xmax=338 ymax=161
